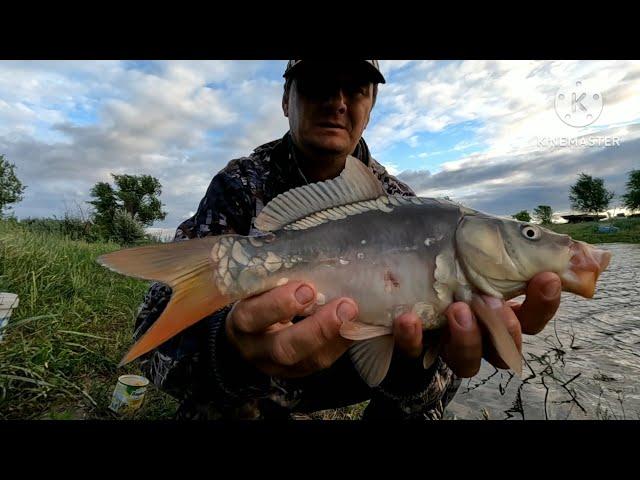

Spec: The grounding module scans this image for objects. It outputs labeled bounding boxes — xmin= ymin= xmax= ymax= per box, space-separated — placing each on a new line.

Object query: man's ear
xmin=282 ymin=94 xmax=289 ymax=117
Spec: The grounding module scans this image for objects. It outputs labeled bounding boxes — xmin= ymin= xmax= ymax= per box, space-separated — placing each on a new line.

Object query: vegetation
xmin=547 ymin=216 xmax=640 ymax=244
xmin=569 ymin=173 xmax=615 ymax=215
xmin=0 ymin=155 xmax=26 ymax=218
xmin=512 ymin=210 xmax=531 ymax=222
xmin=88 ymin=174 xmax=167 ymax=245
xmin=622 ymin=169 xmax=640 ymax=213
xmin=533 ymin=205 xmax=553 ymax=225
xmin=0 ymin=219 xmax=177 ymax=419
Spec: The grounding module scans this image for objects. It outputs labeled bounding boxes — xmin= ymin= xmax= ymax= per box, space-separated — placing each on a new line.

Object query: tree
xmin=0 ymin=155 xmax=26 ymax=218
xmin=622 ymin=169 xmax=640 ymax=212
xmin=88 ymin=173 xmax=167 ymax=241
xmin=569 ymin=173 xmax=615 ymax=215
xmin=533 ymin=205 xmax=553 ymax=225
xmin=512 ymin=210 xmax=531 ymax=222
xmin=88 ymin=181 xmax=119 ymax=234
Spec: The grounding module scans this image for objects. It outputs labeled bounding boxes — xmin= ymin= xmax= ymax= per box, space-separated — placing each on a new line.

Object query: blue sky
xmin=1 ymin=60 xmax=639 ymax=231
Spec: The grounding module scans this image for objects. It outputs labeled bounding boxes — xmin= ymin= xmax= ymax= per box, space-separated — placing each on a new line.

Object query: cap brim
xmin=364 ymin=63 xmax=386 ymax=84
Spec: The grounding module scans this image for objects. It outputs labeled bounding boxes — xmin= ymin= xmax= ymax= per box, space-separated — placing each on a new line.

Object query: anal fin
xmin=349 ymin=335 xmax=395 ymax=387
xmin=470 ymin=294 xmax=523 ymax=378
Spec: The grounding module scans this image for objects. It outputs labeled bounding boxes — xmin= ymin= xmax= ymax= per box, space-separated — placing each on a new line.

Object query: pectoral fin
xmin=470 ymin=294 xmax=523 ymax=378
xmin=340 ymin=321 xmax=392 ymax=340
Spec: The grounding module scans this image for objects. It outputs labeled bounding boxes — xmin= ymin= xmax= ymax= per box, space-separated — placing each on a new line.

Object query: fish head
xmin=455 ymin=214 xmax=611 ymax=299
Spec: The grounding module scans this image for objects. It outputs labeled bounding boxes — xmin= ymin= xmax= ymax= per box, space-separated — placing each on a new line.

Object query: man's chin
xmin=304 ymin=138 xmax=352 ymax=157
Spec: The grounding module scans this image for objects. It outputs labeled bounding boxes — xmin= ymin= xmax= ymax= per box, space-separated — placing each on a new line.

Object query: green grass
xmin=0 ymin=219 xmax=178 ymax=419
xmin=546 ymin=217 xmax=640 ymax=244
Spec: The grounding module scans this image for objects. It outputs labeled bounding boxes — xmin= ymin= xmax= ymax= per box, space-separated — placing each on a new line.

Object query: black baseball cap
xmin=283 ymin=60 xmax=386 ymax=84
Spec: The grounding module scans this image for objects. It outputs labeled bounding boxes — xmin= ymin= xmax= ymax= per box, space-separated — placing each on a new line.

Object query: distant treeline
xmin=513 ymin=170 xmax=640 ymax=223
xmin=1 ymin=153 xmax=168 ymax=247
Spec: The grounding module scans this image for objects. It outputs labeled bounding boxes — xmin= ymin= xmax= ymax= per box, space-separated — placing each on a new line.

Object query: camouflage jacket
xmin=133 ymin=132 xmax=461 ymax=420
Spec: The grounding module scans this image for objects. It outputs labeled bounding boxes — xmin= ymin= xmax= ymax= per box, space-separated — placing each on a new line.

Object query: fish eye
xmin=520 ymin=224 xmax=541 ymax=241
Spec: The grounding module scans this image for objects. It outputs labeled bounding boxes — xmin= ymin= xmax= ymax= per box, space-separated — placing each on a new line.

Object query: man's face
xmin=283 ymin=64 xmax=375 ymax=158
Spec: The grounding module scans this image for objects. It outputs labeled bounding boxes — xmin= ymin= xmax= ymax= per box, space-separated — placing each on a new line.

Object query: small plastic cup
xmin=109 ymin=375 xmax=150 ymax=414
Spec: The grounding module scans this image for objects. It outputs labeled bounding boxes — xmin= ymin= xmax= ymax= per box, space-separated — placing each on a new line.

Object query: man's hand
xmin=226 ymin=281 xmax=358 ymax=378
xmin=392 ymin=272 xmax=562 ymax=378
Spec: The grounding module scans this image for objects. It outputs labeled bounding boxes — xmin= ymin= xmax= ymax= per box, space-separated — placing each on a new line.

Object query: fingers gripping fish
xmin=98 ymin=157 xmax=612 ymax=387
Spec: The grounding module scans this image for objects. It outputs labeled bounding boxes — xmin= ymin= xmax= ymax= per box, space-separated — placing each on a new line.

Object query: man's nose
xmin=324 ymin=87 xmax=347 ymax=113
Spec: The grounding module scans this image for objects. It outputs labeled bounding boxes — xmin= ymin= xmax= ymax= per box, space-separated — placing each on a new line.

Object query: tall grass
xmin=0 ymin=219 xmax=177 ymax=419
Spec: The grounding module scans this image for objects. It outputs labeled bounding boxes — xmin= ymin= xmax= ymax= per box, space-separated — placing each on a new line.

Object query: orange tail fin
xmin=97 ymin=236 xmax=234 ymax=366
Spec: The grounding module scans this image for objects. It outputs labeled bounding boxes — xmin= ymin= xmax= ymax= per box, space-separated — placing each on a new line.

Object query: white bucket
xmin=0 ymin=292 xmax=19 ymax=342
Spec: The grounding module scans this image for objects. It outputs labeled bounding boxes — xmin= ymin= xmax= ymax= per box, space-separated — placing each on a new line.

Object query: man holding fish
xmin=114 ymin=60 xmax=605 ymax=419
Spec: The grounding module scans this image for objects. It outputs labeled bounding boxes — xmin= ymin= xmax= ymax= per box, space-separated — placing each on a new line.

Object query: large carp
xmin=98 ymin=156 xmax=611 ymax=386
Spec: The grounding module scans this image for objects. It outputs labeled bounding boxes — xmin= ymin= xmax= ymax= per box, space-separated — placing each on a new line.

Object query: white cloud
xmin=398 ymin=124 xmax=640 ymax=216
xmin=385 ymin=162 xmax=400 ymax=176
xmin=368 ymin=60 xmax=640 ymax=157
xmin=0 ymin=61 xmax=294 ymax=228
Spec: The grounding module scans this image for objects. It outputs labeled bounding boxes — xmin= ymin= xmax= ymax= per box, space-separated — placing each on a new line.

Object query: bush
xmin=110 ymin=210 xmax=146 ymax=246
xmin=512 ymin=210 xmax=531 ymax=222
xmin=60 ymin=214 xmax=101 ymax=242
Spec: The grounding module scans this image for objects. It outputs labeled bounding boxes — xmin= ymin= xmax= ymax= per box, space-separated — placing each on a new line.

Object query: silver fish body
xmin=216 ymin=197 xmax=463 ymax=331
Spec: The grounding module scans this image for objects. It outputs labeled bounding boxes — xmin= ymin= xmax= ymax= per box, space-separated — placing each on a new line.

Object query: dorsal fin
xmin=255 ymin=155 xmax=386 ymax=232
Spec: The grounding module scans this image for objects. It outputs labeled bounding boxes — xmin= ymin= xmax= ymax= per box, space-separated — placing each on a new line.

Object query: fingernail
xmin=397 ymin=317 xmax=413 ymax=337
xmin=337 ymin=301 xmax=357 ymax=323
xmin=542 ymin=279 xmax=561 ymax=300
xmin=454 ymin=308 xmax=473 ymax=329
xmin=295 ymin=285 xmax=314 ymax=305
xmin=483 ymin=296 xmax=504 ymax=310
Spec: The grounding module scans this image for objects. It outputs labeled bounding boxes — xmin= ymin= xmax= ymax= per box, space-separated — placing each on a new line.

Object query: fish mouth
xmin=559 ymin=240 xmax=612 ymax=298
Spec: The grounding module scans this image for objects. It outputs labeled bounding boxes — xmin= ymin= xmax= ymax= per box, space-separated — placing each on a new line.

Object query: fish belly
xmin=292 ymin=252 xmax=446 ymax=329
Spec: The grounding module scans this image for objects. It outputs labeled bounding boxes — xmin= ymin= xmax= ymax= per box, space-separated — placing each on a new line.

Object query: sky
xmin=1 ymin=60 xmax=639 ymax=234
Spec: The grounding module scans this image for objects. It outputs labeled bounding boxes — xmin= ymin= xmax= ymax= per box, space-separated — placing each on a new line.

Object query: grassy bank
xmin=0 ymin=219 xmax=364 ymax=420
xmin=547 ymin=217 xmax=640 ymax=244
xmin=0 ymin=219 xmax=178 ymax=419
